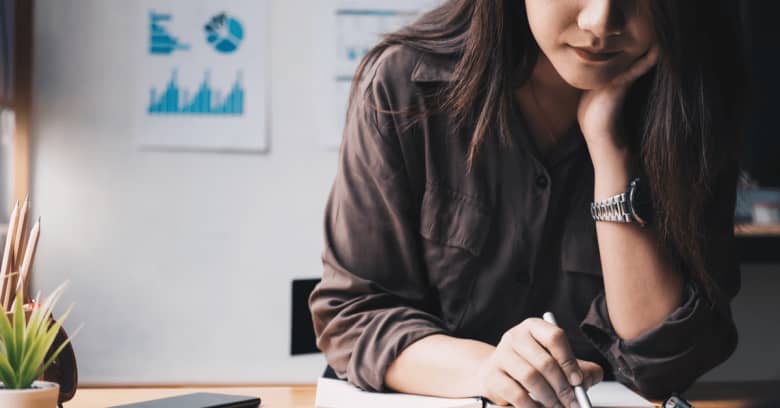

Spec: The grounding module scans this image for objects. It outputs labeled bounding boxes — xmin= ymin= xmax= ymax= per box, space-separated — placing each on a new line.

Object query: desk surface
xmin=67 ymin=382 xmax=780 ymax=408
xmin=68 ymin=386 xmax=317 ymax=408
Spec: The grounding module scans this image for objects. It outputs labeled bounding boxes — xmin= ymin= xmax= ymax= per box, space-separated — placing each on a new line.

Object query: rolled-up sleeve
xmin=580 ymin=166 xmax=741 ymax=399
xmin=309 ymin=60 xmax=447 ymax=392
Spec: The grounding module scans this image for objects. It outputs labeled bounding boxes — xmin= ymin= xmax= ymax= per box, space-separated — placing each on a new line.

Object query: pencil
xmin=16 ymin=217 xmax=40 ymax=302
xmin=542 ymin=312 xmax=593 ymax=408
xmin=13 ymin=194 xmax=30 ymax=272
xmin=0 ymin=201 xmax=20 ymax=311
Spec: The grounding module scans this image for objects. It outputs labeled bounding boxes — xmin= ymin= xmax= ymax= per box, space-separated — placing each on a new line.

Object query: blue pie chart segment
xmin=205 ymin=13 xmax=244 ymax=53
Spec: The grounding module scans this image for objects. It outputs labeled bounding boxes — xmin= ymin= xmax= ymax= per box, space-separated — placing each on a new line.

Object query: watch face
xmin=629 ymin=178 xmax=654 ymax=225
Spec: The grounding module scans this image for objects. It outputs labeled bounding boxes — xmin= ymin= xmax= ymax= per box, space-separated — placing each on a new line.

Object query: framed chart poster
xmin=134 ymin=0 xmax=269 ymax=153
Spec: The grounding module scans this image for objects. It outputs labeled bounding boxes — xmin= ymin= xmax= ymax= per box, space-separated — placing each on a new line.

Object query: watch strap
xmin=590 ymin=191 xmax=634 ymax=223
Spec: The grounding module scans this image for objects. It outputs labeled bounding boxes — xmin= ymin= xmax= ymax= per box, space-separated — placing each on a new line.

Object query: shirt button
xmin=535 ymin=175 xmax=549 ymax=189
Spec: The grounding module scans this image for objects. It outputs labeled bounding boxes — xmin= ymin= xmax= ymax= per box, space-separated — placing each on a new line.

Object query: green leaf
xmin=17 ymin=331 xmax=53 ymax=387
xmin=0 ymin=350 xmax=17 ymax=388
xmin=34 ymin=323 xmax=80 ymax=382
xmin=0 ymin=303 xmax=16 ymax=387
xmin=10 ymin=295 xmax=25 ymax=372
xmin=0 ymin=306 xmax=13 ymax=348
xmin=34 ymin=335 xmax=73 ymax=382
xmin=21 ymin=304 xmax=52 ymax=357
xmin=38 ymin=284 xmax=67 ymax=323
xmin=23 ymin=305 xmax=46 ymax=346
xmin=17 ymin=309 xmax=70 ymax=388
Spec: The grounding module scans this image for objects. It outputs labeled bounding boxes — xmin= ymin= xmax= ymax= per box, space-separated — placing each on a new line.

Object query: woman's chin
xmin=552 ymin=62 xmax=620 ymax=90
xmin=558 ymin=71 xmax=614 ymax=90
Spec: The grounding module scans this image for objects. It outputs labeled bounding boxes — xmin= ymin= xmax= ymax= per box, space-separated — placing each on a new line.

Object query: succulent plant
xmin=0 ymin=284 xmax=74 ymax=389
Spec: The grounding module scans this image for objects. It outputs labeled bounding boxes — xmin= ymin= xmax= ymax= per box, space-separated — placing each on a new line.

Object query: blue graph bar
xmin=147 ymin=70 xmax=245 ymax=116
xmin=149 ymin=11 xmax=190 ymax=55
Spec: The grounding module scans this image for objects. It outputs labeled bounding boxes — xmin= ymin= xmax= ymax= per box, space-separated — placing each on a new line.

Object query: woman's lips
xmin=570 ymin=46 xmax=623 ymax=62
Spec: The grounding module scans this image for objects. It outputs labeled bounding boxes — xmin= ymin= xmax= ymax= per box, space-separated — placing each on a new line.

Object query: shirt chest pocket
xmin=418 ymin=185 xmax=492 ymax=329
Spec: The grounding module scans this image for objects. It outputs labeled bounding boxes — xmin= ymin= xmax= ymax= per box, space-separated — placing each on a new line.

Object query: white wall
xmin=30 ymin=0 xmax=779 ymax=386
xmin=32 ymin=0 xmax=332 ymax=384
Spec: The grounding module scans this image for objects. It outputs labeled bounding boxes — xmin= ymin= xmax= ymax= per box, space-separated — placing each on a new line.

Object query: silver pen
xmin=542 ymin=312 xmax=593 ymax=408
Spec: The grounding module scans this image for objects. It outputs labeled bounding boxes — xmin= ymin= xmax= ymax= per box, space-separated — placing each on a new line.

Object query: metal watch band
xmin=590 ymin=192 xmax=633 ymax=223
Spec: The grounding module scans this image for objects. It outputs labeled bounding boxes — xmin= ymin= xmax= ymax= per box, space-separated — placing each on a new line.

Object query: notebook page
xmin=316 ymin=377 xmax=654 ymax=408
xmin=586 ymin=382 xmax=655 ymax=407
xmin=316 ymin=378 xmax=482 ymax=408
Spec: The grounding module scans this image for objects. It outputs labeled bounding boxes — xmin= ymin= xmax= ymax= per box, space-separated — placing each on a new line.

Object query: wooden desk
xmin=67 ymin=386 xmax=316 ymax=408
xmin=67 ymin=382 xmax=780 ymax=408
xmin=682 ymin=381 xmax=780 ymax=408
xmin=735 ymin=223 xmax=780 ymax=236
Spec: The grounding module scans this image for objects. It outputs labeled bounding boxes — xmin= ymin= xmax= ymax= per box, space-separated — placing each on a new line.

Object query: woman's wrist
xmin=466 ymin=340 xmax=497 ymax=397
xmin=590 ymin=143 xmax=632 ymax=200
xmin=385 ymin=334 xmax=495 ymax=398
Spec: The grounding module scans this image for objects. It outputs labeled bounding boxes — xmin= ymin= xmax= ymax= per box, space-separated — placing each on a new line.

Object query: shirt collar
xmin=411 ymin=51 xmax=586 ymax=165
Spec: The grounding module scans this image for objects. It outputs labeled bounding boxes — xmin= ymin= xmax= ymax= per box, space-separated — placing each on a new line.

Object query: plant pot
xmin=0 ymin=381 xmax=60 ymax=407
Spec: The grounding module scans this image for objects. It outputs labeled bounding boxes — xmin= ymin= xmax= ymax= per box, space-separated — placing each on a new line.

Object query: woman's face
xmin=525 ymin=0 xmax=656 ymax=89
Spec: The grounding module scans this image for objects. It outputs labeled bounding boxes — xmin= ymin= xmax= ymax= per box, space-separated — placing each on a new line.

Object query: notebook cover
xmin=110 ymin=392 xmax=261 ymax=408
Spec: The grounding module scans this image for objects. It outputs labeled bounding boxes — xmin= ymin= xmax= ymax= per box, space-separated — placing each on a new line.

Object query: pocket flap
xmin=419 ymin=186 xmax=492 ymax=256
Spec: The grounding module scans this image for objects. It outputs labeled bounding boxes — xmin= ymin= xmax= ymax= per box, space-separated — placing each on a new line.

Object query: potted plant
xmin=0 ymin=284 xmax=74 ymax=408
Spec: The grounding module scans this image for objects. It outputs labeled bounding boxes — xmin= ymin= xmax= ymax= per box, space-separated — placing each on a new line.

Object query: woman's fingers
xmin=576 ymin=359 xmax=605 ymax=389
xmin=488 ymin=320 xmax=605 ymax=407
xmin=524 ymin=319 xmax=584 ymax=387
xmin=486 ymin=368 xmax=542 ymax=408
xmin=496 ymin=344 xmax=564 ymax=408
xmin=614 ymin=44 xmax=661 ymax=87
xmin=510 ymin=335 xmax=578 ymax=408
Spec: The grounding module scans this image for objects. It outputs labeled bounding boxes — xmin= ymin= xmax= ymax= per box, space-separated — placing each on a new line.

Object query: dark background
xmin=742 ymin=1 xmax=780 ymax=187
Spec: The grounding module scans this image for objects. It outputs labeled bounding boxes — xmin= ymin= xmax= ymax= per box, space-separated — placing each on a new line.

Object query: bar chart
xmin=147 ymin=70 xmax=244 ymax=116
xmin=149 ymin=11 xmax=190 ymax=55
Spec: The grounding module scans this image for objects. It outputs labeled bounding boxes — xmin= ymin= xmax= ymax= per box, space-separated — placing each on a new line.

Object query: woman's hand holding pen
xmin=476 ymin=318 xmax=603 ymax=408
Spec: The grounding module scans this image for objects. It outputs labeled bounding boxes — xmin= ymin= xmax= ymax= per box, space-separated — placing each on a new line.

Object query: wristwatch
xmin=590 ymin=177 xmax=653 ymax=227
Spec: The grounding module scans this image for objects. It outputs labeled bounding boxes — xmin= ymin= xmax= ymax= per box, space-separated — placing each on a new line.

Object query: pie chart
xmin=205 ymin=13 xmax=244 ymax=53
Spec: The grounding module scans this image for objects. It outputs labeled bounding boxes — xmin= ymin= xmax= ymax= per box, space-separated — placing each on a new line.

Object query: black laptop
xmin=110 ymin=392 xmax=261 ymax=408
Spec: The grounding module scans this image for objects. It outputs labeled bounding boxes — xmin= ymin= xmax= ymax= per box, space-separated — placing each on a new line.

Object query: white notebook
xmin=315 ymin=377 xmax=654 ymax=408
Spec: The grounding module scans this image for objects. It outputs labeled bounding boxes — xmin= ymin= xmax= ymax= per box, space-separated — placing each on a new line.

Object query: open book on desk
xmin=316 ymin=377 xmax=654 ymax=408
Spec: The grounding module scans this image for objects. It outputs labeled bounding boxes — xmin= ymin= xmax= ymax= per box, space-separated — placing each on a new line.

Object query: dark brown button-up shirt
xmin=309 ymin=45 xmax=740 ymax=399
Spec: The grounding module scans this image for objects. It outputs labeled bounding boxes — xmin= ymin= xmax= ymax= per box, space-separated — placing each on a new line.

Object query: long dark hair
xmin=349 ymin=0 xmax=745 ymax=298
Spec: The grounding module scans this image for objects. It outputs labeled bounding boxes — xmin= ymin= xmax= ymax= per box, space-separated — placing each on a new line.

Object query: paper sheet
xmin=315 ymin=377 xmax=655 ymax=408
xmin=316 ymin=378 xmax=482 ymax=408
xmin=315 ymin=0 xmax=441 ymax=150
xmin=586 ymin=381 xmax=655 ymax=407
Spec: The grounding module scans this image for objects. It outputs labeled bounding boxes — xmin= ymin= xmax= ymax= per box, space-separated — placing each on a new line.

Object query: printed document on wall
xmin=315 ymin=0 xmax=441 ymax=149
xmin=134 ymin=0 xmax=269 ymax=152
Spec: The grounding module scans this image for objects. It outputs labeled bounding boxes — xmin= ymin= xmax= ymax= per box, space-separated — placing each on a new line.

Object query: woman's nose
xmin=577 ymin=0 xmax=626 ymax=42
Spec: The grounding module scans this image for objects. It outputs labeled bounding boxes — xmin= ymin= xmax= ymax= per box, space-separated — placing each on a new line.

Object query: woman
xmin=310 ymin=0 xmax=744 ymax=406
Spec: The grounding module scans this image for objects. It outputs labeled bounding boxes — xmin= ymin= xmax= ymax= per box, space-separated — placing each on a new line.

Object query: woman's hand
xmin=577 ymin=46 xmax=660 ymax=163
xmin=476 ymin=318 xmax=604 ymax=407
